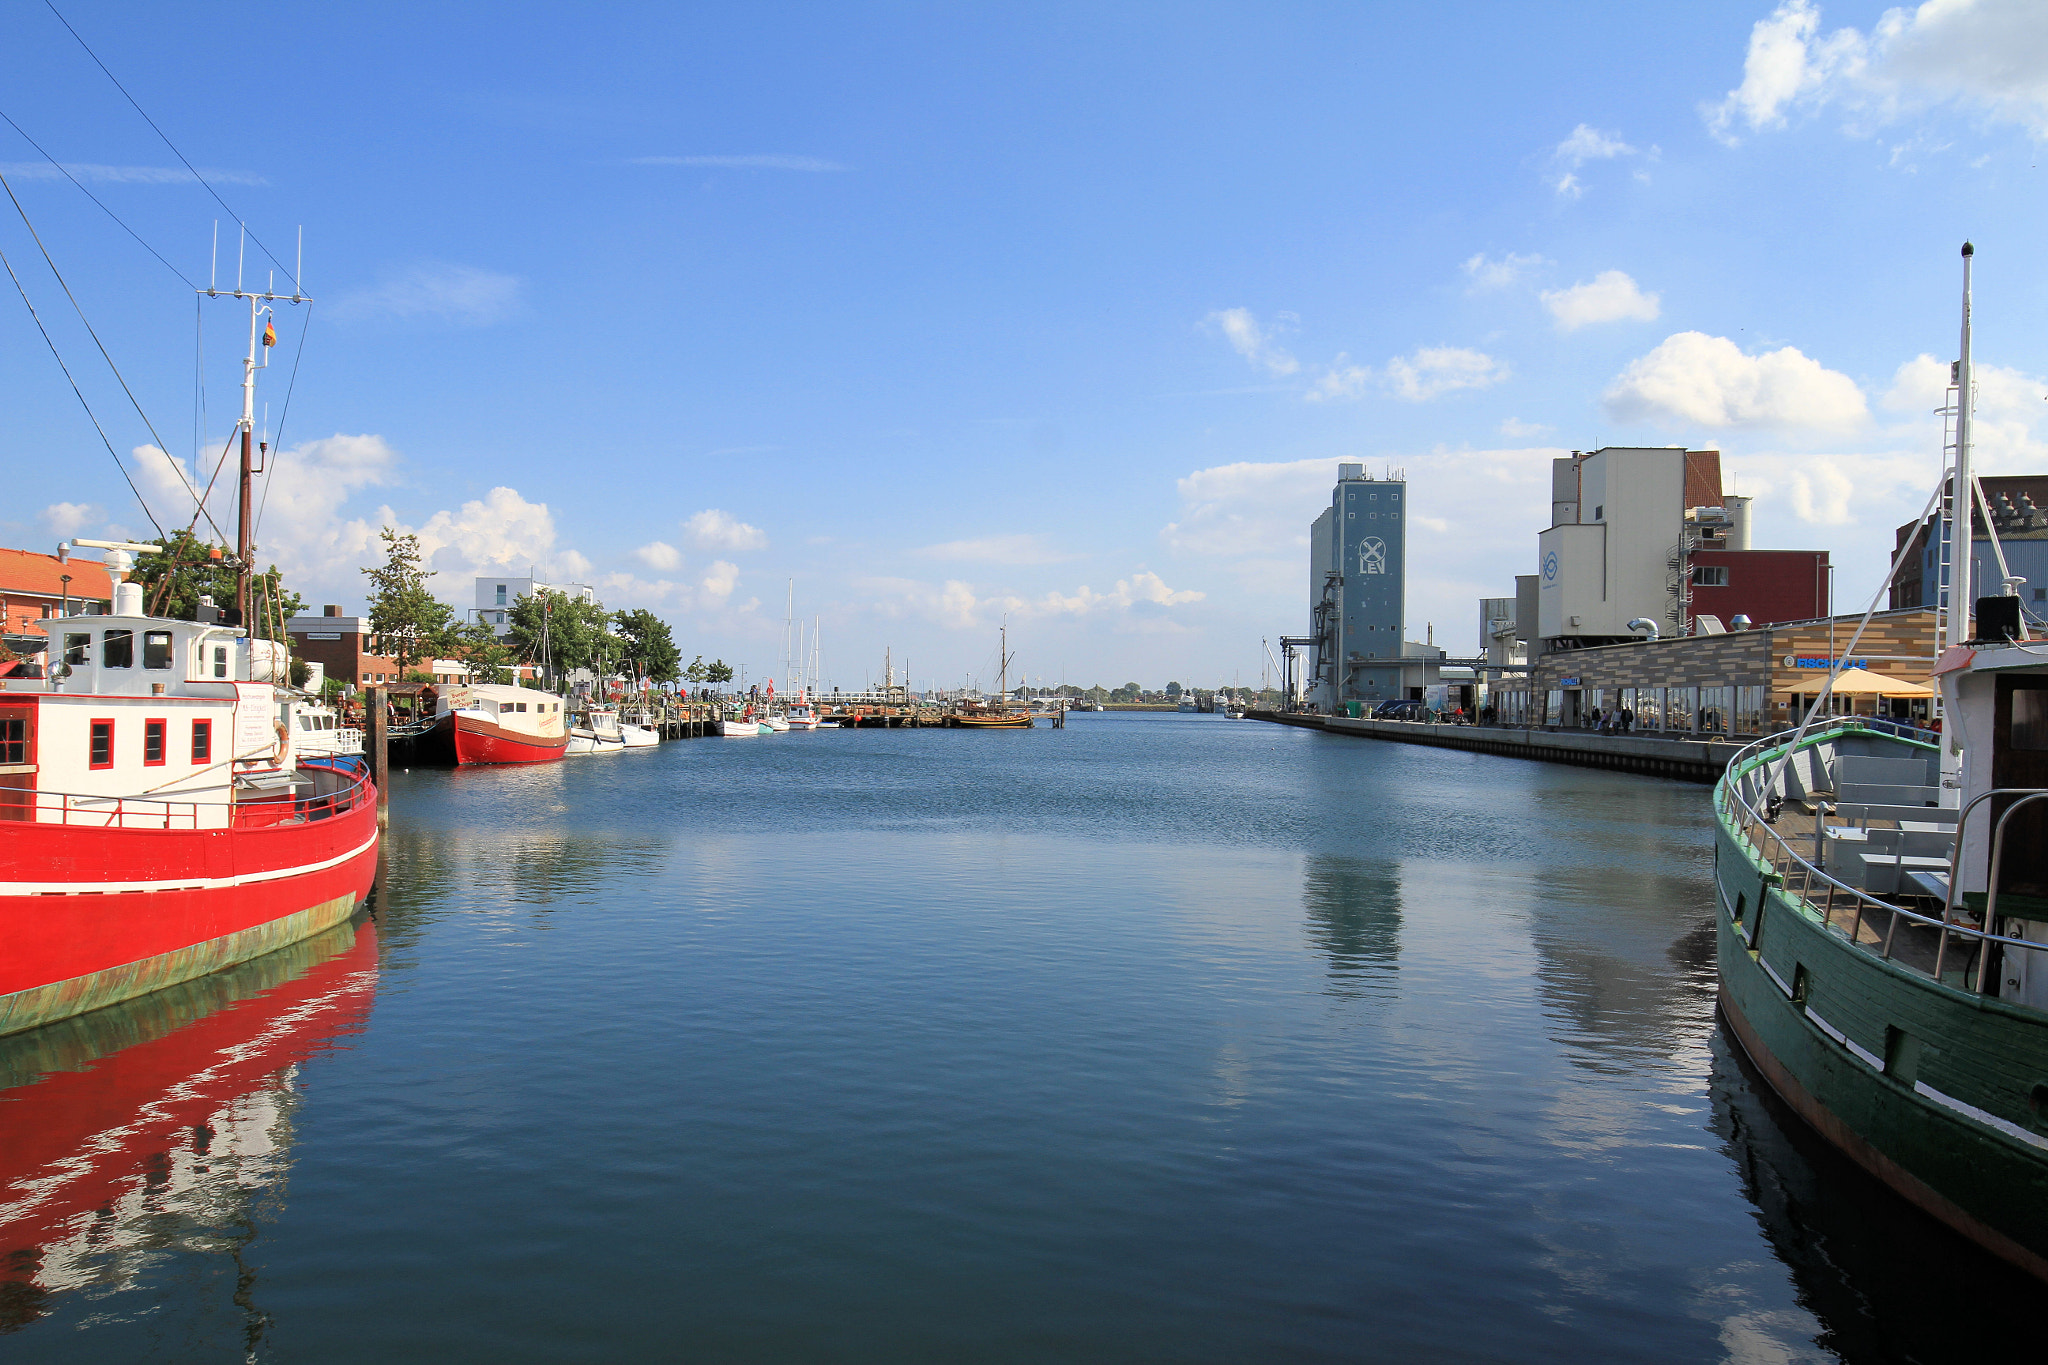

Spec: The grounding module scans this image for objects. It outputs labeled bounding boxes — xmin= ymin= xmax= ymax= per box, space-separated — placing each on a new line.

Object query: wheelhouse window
xmin=102 ymin=629 xmax=133 ymax=668
xmin=64 ymin=633 xmax=90 ymax=667
xmin=192 ymin=719 xmax=213 ymax=763
xmin=144 ymin=718 xmax=166 ymax=765
xmin=212 ymin=645 xmax=230 ymax=679
xmin=0 ymin=714 xmax=27 ymax=765
xmin=2013 ymin=689 xmax=2048 ymax=751
xmin=89 ymin=719 xmax=114 ymax=769
xmin=143 ymin=630 xmax=174 ymax=670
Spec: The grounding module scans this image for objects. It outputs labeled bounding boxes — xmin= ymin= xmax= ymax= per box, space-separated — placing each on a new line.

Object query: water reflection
xmin=0 ymin=917 xmax=378 ymax=1338
xmin=1709 ymin=1026 xmax=2035 ymax=1361
xmin=1299 ymin=856 xmax=1401 ymax=998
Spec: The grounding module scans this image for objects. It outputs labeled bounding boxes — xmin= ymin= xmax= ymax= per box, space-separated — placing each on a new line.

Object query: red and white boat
xmin=0 ymin=546 xmax=379 ymax=1038
xmin=396 ymin=681 xmax=570 ymax=765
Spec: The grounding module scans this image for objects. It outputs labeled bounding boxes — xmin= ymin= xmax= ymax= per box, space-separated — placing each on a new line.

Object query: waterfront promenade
xmin=1251 ymin=709 xmax=1738 ymax=782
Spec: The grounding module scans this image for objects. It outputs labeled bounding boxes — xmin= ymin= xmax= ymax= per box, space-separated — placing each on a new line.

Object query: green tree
xmin=612 ymin=609 xmax=681 ymax=686
xmin=361 ymin=529 xmax=454 ymax=672
xmin=682 ymin=655 xmax=708 ymax=686
xmin=704 ymin=658 xmax=734 ymax=684
xmin=130 ymin=529 xmax=302 ymax=640
xmin=448 ymin=618 xmax=512 ymax=683
xmin=1165 ymin=681 xmax=1182 ymax=697
xmin=505 ymin=587 xmax=611 ymax=682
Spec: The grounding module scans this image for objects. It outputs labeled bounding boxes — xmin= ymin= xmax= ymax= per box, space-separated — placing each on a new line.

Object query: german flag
xmin=262 ymin=318 xmax=276 ymax=347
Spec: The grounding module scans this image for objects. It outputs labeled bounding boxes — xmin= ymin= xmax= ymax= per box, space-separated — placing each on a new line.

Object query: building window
xmin=102 ymin=629 xmax=133 ymax=668
xmin=144 ymin=718 xmax=166 ymax=765
xmin=143 ymin=630 xmax=174 ymax=670
xmin=193 ymin=719 xmax=212 ymax=763
xmin=0 ymin=714 xmax=26 ymax=765
xmin=90 ymin=719 xmax=114 ymax=769
xmin=1593 ymin=505 xmax=1603 ymax=520
xmin=2035 ymin=588 xmax=2045 ymax=602
xmin=496 ymin=584 xmax=508 ymax=604
xmin=1691 ymin=565 xmax=1729 ymax=587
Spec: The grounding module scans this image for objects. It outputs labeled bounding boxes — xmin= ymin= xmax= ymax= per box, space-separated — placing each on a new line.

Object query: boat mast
xmin=1948 ymin=241 xmax=1976 ymax=654
xmin=202 ymin=230 xmax=305 ymax=631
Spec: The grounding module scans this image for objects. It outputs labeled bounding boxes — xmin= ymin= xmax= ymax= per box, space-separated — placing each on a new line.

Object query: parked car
xmin=1369 ymin=699 xmax=1427 ymax=722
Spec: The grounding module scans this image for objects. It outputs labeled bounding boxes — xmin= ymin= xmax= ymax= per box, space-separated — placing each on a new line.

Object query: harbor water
xmin=1 ymin=714 xmax=2034 ymax=1361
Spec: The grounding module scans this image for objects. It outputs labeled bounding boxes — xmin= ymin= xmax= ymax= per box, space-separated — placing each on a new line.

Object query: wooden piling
xmin=366 ymin=686 xmax=389 ymax=829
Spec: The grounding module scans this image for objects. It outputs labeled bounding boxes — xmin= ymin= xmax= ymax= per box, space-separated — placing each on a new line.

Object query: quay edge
xmin=1248 ymin=709 xmax=1732 ymax=783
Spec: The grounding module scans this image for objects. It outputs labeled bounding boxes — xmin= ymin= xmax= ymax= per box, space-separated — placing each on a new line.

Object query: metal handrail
xmin=1718 ymin=722 xmax=2048 ymax=995
xmin=0 ymin=765 xmax=370 ymax=830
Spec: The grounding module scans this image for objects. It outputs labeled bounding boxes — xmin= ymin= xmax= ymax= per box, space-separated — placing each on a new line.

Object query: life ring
xmin=273 ymin=720 xmax=290 ymax=764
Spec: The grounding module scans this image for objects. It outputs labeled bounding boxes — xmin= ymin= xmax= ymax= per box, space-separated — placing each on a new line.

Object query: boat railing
xmin=0 ymin=766 xmax=371 ymax=831
xmin=1718 ymin=724 xmax=2047 ymax=998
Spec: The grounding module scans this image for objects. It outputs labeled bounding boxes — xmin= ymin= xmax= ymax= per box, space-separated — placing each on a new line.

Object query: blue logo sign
xmin=1542 ymin=550 xmax=1559 ymax=582
xmin=1793 ymin=657 xmax=1870 ymax=670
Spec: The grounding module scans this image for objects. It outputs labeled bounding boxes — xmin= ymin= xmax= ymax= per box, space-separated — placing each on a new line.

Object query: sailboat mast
xmin=1949 ymin=241 xmax=1976 ymax=653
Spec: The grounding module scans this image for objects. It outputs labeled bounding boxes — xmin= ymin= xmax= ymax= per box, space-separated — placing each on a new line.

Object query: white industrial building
xmin=473 ymin=574 xmax=597 ymax=636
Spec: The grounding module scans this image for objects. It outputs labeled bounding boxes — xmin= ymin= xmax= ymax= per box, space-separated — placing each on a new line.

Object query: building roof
xmin=0 ymin=547 xmax=112 ymax=601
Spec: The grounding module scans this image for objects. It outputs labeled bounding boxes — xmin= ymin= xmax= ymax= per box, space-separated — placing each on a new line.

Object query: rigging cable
xmin=0 ymin=105 xmax=195 ymax=289
xmin=0 ymin=169 xmax=226 ymax=542
xmin=42 ymin=0 xmax=300 ymax=293
xmin=0 ymin=232 xmax=165 ymax=539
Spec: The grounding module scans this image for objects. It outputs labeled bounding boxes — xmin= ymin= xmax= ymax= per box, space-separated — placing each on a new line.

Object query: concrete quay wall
xmin=1249 ymin=711 xmax=1735 ymax=783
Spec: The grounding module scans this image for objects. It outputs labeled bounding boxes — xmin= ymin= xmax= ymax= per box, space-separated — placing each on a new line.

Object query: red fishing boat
xmin=0 ymin=549 xmax=379 ymax=1037
xmin=1 ymin=280 xmax=377 ymax=1038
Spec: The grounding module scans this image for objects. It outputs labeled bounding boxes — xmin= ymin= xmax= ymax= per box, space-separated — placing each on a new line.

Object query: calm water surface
xmin=1 ymin=714 xmax=2032 ymax=1361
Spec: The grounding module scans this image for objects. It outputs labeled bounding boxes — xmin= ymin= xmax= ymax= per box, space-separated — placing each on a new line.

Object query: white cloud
xmin=329 ymin=264 xmax=523 ymax=325
xmin=0 ymin=163 xmax=265 ymax=185
xmin=39 ymin=501 xmax=103 ymax=539
xmin=1705 ymin=0 xmax=2048 ymax=143
xmin=1548 ymin=123 xmax=1646 ymax=196
xmin=1462 ymin=251 xmax=1550 ymax=291
xmin=1603 ymin=331 xmax=1868 ymax=431
xmin=856 ymin=568 xmax=1203 ymax=632
xmin=631 ymin=155 xmax=848 ymax=172
xmin=1883 ymin=352 xmax=2048 ymax=471
xmin=1540 ymin=270 xmax=1662 ymax=330
xmin=1164 ymin=457 xmax=1341 ymax=558
xmin=911 ymin=533 xmax=1073 ymax=564
xmin=1204 ymin=307 xmax=1300 ymax=376
xmin=1307 ymin=355 xmax=1373 ymax=401
xmin=1385 ymin=346 xmax=1508 ymax=401
xmin=682 ymin=508 xmax=769 ymax=553
xmin=633 ymin=540 xmax=682 ymax=571
xmin=699 ymin=559 xmax=740 ymax=605
xmin=414 ymin=486 xmax=563 ymax=578
xmin=1499 ymin=417 xmax=1552 ymax=438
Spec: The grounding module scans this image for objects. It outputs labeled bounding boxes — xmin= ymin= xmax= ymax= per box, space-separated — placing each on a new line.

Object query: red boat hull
xmin=450 ymin=711 xmax=568 ymax=765
xmin=0 ymin=775 xmax=379 ymax=1037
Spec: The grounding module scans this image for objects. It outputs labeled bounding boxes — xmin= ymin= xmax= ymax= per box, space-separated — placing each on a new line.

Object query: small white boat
xmin=619 ymin=720 xmax=659 ymax=747
xmin=292 ymin=696 xmax=363 ymax=758
xmin=567 ymin=705 xmax=627 ymax=754
xmin=720 ymin=716 xmax=761 ymax=737
xmin=784 ymin=704 xmax=821 ymax=730
xmin=761 ymin=714 xmax=791 ymax=732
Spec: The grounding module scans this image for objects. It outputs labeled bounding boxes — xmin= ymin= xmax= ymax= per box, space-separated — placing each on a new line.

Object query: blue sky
xmin=4 ymin=1 xmax=2047 ymax=690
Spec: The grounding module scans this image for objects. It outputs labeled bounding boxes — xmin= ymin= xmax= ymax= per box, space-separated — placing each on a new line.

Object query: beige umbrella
xmin=1822 ymin=666 xmax=1933 ymax=697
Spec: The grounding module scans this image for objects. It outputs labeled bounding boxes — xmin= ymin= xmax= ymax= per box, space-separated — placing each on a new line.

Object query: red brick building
xmin=1687 ymin=548 xmax=1831 ymax=632
xmin=286 ymin=606 xmax=406 ymax=686
xmin=0 ymin=547 xmax=113 ymax=644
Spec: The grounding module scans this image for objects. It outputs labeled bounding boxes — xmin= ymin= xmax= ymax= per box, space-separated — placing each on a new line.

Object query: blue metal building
xmin=1307 ymin=464 xmax=1406 ymax=710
